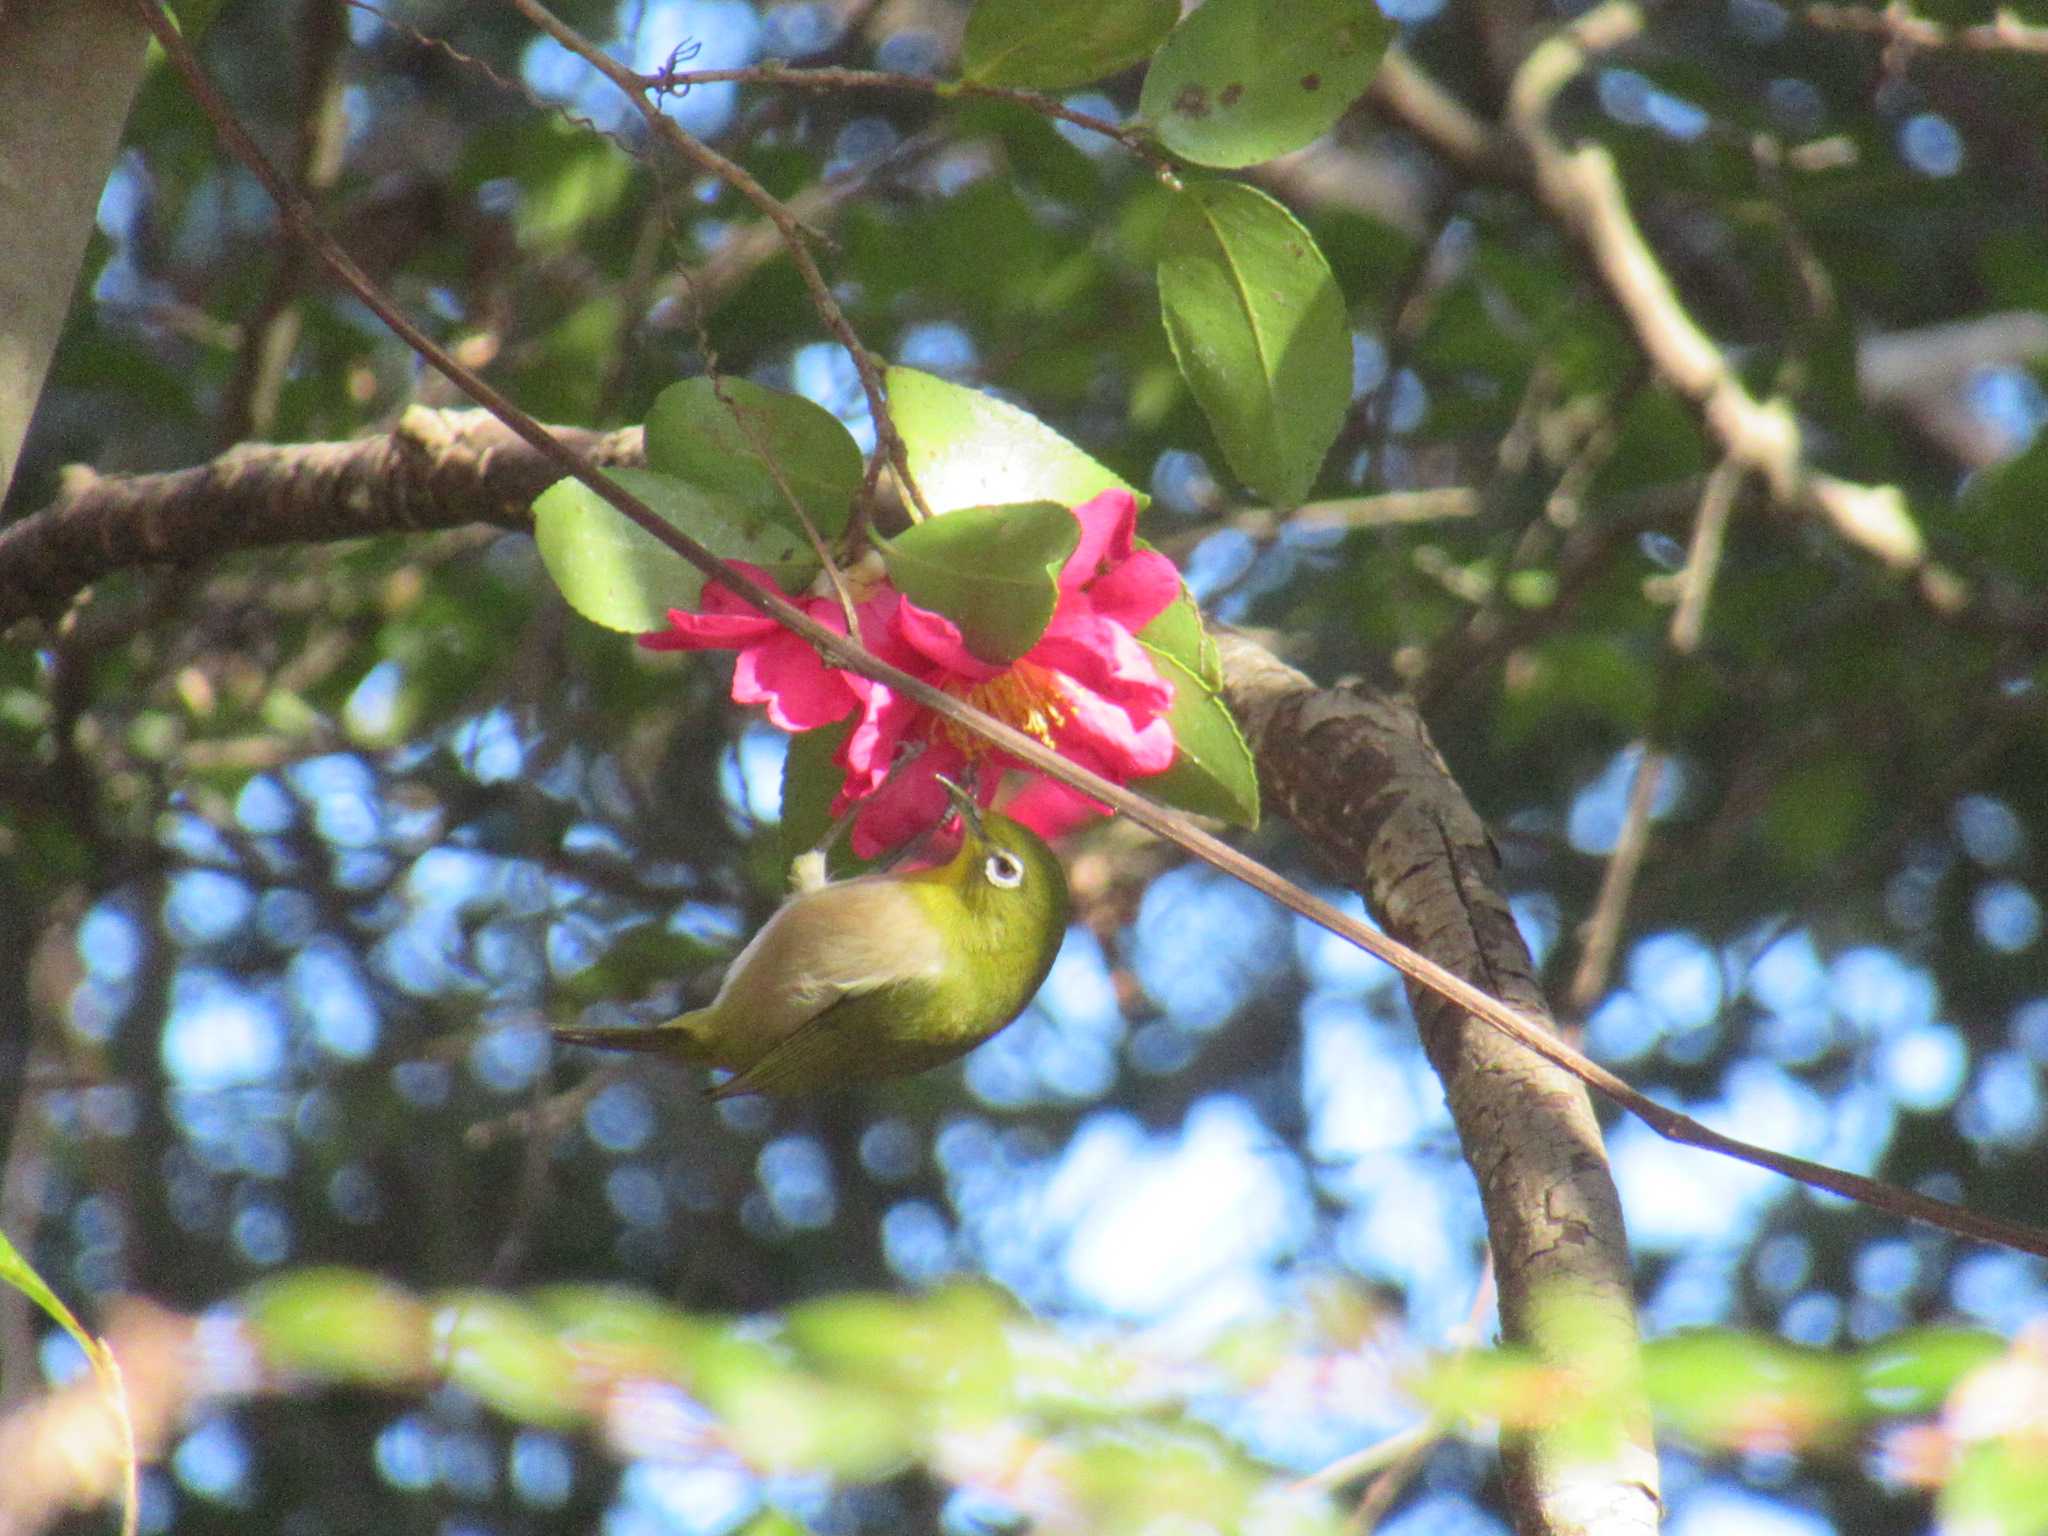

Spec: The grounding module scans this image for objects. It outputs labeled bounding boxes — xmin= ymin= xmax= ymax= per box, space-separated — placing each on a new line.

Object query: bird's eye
xmin=984 ymin=849 xmax=1025 ymax=889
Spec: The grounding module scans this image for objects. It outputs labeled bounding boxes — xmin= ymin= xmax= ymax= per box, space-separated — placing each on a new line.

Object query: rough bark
xmin=1220 ymin=634 xmax=1661 ymax=1536
xmin=0 ymin=408 xmax=636 ymax=629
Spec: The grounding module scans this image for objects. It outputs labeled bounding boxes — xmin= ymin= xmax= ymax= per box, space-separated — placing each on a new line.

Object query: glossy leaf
xmin=533 ymin=467 xmax=818 ymax=633
xmin=433 ymin=1292 xmax=588 ymax=1429
xmin=881 ymin=500 xmax=1080 ymax=664
xmin=779 ymin=716 xmax=855 ymax=874
xmin=1139 ymin=645 xmax=1260 ymax=827
xmin=645 ymin=376 xmax=862 ymax=538
xmin=963 ymin=0 xmax=1177 ymax=89
xmin=1138 ymin=0 xmax=1392 ymax=169
xmin=244 ymin=1268 xmax=433 ymax=1387
xmin=1136 ymin=580 xmax=1222 ymax=690
xmin=1158 ymin=180 xmax=1350 ymax=509
xmin=885 ymin=366 xmax=1141 ymax=516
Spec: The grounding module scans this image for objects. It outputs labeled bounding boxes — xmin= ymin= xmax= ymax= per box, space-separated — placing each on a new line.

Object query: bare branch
xmin=1803 ymin=2 xmax=2048 ymax=55
xmin=1217 ymin=631 xmax=1660 ymax=1535
xmin=1504 ymin=2 xmax=1927 ymax=572
xmin=0 ymin=409 xmax=635 ymax=629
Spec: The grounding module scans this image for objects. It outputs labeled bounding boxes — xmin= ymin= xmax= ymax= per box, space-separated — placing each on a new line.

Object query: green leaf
xmin=243 ymin=1268 xmax=433 ymax=1387
xmin=1644 ymin=1331 xmax=1863 ymax=1450
xmin=881 ymin=501 xmax=1081 ymax=664
xmin=1942 ymin=1437 xmax=2048 ymax=1536
xmin=963 ymin=0 xmax=1177 ymax=89
xmin=1140 ymin=645 xmax=1260 ymax=826
xmin=1 ymin=1226 xmax=138 ymax=1536
xmin=1138 ymin=0 xmax=1392 ymax=169
xmin=785 ymin=1286 xmax=1017 ymax=1410
xmin=779 ymin=716 xmax=854 ymax=873
xmin=644 ymin=377 xmax=862 ymax=539
xmin=1158 ymin=180 xmax=1351 ymax=509
xmin=532 ymin=467 xmax=819 ymax=633
xmin=1856 ymin=1327 xmax=2006 ymax=1414
xmin=0 ymin=1227 xmax=90 ymax=1354
xmin=885 ymin=365 xmax=1141 ymax=515
xmin=433 ymin=1292 xmax=587 ymax=1429
xmin=1135 ymin=580 xmax=1222 ymax=689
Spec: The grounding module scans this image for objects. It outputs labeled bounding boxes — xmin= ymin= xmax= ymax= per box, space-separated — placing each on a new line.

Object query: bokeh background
xmin=7 ymin=1 xmax=2048 ymax=1533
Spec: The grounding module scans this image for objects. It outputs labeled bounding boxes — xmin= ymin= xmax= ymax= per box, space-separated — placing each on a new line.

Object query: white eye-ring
xmin=984 ymin=849 xmax=1025 ymax=889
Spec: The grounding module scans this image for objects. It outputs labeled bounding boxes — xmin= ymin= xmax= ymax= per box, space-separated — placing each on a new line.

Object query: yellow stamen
xmin=935 ymin=661 xmax=1069 ymax=759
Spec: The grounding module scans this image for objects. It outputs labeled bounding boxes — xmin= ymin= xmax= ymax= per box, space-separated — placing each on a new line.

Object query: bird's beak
xmin=935 ymin=775 xmax=988 ymax=841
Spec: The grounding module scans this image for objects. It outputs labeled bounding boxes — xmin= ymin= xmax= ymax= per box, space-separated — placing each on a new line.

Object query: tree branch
xmin=1217 ymin=633 xmax=1661 ymax=1536
xmin=1802 ymin=3 xmax=2048 ymax=56
xmin=1366 ymin=24 xmax=1938 ymax=587
xmin=1502 ymin=2 xmax=1927 ymax=572
xmin=0 ymin=409 xmax=634 ymax=628
xmin=21 ymin=400 xmax=2048 ymax=1257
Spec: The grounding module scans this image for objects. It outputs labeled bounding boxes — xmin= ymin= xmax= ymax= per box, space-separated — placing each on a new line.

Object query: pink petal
xmin=635 ymin=562 xmax=792 ymax=649
xmin=733 ymin=632 xmax=857 ymax=731
xmin=836 ymin=684 xmax=921 ymax=797
xmin=848 ymin=744 xmax=969 ymax=859
xmin=1002 ymin=773 xmax=1112 ymax=842
xmin=1051 ymin=679 xmax=1178 ymax=775
xmin=851 ymin=588 xmax=927 ymax=672
xmin=1061 ymin=489 xmax=1140 ymax=592
xmin=1032 ymin=610 xmax=1176 ymax=717
xmin=893 ymin=597 xmax=1003 ymax=682
xmin=637 ymin=608 xmax=778 ymax=651
xmin=1082 ymin=546 xmax=1180 ymax=632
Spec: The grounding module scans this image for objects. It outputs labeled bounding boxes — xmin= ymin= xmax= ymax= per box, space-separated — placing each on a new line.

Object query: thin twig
xmin=134 ymin=0 xmax=2048 ymax=1262
xmin=646 ymin=61 xmax=1175 ymax=174
xmin=1803 ymin=2 xmax=2048 ymax=55
xmin=500 ymin=0 xmax=937 ymax=522
xmin=1503 ymin=1 xmax=1928 ymax=576
xmin=1566 ymin=456 xmax=1743 ymax=1016
xmin=217 ymin=0 xmax=349 ymax=446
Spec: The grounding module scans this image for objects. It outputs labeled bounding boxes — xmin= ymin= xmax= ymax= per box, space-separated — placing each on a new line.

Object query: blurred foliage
xmin=7 ymin=1 xmax=2048 ymax=1534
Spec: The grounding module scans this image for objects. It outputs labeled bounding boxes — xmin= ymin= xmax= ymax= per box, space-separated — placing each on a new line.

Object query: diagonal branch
xmin=1503 ymin=2 xmax=1926 ymax=572
xmin=1218 ymin=632 xmax=1658 ymax=1532
xmin=1367 ymin=28 xmax=1937 ymax=586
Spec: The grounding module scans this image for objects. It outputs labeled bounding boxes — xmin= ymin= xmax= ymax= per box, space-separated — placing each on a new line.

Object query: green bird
xmin=553 ymin=778 xmax=1070 ymax=1099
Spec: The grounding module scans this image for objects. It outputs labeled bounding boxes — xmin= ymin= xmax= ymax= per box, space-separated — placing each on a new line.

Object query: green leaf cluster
xmin=534 ymin=366 xmax=1258 ymax=834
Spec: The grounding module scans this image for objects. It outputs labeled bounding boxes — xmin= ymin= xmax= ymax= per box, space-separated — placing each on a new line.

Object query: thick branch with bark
xmin=1219 ymin=634 xmax=1660 ymax=1536
xmin=0 ymin=408 xmax=636 ymax=628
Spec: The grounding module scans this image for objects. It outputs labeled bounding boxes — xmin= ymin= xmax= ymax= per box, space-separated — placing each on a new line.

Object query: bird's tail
xmin=552 ymin=1012 xmax=711 ymax=1059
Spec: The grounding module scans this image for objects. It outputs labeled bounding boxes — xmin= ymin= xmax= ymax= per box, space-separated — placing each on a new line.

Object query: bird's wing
xmin=709 ymin=877 xmax=949 ymax=1049
xmin=708 ymin=979 xmax=954 ymax=1100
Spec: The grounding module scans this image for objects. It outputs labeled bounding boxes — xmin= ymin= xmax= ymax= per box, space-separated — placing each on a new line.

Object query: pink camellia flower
xmin=638 ymin=562 xmax=893 ymax=732
xmin=832 ymin=489 xmax=1180 ymax=856
xmin=640 ymin=490 xmax=1181 ymax=856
